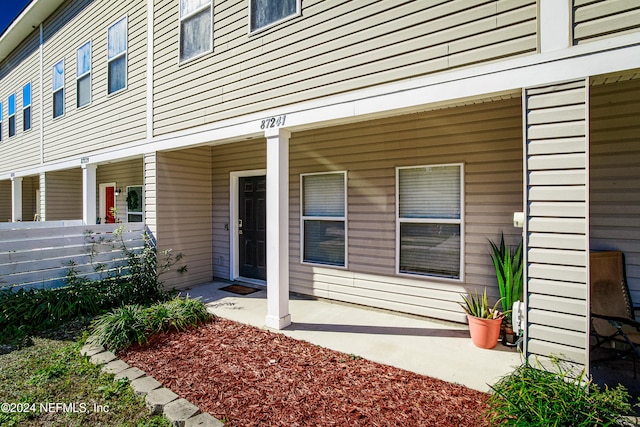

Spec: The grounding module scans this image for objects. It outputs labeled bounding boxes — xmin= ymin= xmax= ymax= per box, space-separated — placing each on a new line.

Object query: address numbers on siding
xmin=260 ymin=114 xmax=287 ymax=130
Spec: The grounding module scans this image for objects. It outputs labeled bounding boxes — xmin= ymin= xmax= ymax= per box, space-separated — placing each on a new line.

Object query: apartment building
xmin=1 ymin=0 xmax=639 ymax=374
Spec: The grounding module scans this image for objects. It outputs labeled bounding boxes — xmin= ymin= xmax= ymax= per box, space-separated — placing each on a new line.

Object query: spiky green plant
xmin=489 ymin=233 xmax=523 ymax=321
xmin=460 ymin=288 xmax=504 ymax=319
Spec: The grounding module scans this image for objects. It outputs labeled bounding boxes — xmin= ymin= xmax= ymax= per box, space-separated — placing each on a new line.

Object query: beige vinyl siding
xmin=96 ymin=158 xmax=143 ymax=223
xmin=45 ymin=168 xmax=82 ymax=220
xmin=42 ymin=0 xmax=147 ymax=162
xmin=21 ymin=176 xmax=40 ymax=222
xmin=287 ymin=97 xmax=523 ymax=323
xmin=156 ymin=147 xmax=213 ymax=289
xmin=0 ymin=181 xmax=11 ymax=222
xmin=153 ymin=0 xmax=537 ymax=135
xmin=573 ymin=0 xmax=640 ymax=44
xmin=590 ymin=78 xmax=640 ymax=305
xmin=524 ymin=79 xmax=589 ymax=366
xmin=0 ymin=32 xmax=41 ymax=171
xmin=211 ymin=139 xmax=266 ymax=280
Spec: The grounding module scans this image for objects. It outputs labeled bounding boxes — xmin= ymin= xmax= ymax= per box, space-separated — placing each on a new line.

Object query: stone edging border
xmin=80 ymin=343 xmax=223 ymax=427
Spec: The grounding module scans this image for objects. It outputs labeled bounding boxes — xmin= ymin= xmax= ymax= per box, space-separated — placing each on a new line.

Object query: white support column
xmin=82 ymin=163 xmax=97 ymax=225
xmin=265 ymin=128 xmax=291 ymax=330
xmin=11 ymin=177 xmax=23 ymax=222
xmin=39 ymin=172 xmax=46 ymax=221
xmin=539 ymin=0 xmax=571 ymax=52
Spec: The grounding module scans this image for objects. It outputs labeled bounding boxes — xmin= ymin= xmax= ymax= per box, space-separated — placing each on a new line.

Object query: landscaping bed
xmin=120 ymin=317 xmax=489 ymax=427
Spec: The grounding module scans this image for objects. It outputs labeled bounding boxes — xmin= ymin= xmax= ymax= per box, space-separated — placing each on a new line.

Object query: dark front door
xmin=238 ymin=176 xmax=266 ymax=280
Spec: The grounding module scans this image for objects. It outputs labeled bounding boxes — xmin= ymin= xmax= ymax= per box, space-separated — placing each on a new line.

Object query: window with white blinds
xmin=301 ymin=172 xmax=346 ymax=267
xmin=397 ymin=164 xmax=463 ymax=279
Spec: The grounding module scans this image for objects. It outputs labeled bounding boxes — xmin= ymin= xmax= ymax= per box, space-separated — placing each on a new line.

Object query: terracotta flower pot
xmin=467 ymin=314 xmax=503 ymax=349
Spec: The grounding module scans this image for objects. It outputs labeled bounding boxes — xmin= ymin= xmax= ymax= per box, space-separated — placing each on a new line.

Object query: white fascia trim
xmin=2 ymin=34 xmax=640 ymax=181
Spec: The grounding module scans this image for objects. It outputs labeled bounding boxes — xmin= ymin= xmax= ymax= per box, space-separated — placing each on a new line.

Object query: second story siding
xmin=0 ymin=30 xmax=41 ymax=171
xmin=41 ymin=0 xmax=147 ymax=162
xmin=573 ymin=0 xmax=640 ymax=44
xmin=153 ymin=0 xmax=537 ymax=135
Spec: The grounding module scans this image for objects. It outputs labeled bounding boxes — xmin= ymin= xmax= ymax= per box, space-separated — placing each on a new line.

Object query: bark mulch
xmin=119 ymin=317 xmax=489 ymax=427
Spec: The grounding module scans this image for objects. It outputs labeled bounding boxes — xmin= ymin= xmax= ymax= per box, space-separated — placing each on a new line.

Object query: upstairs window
xmin=22 ymin=83 xmax=31 ymax=131
xmin=52 ymin=60 xmax=65 ymax=118
xmin=8 ymin=94 xmax=15 ymax=137
xmin=250 ymin=0 xmax=300 ymax=33
xmin=107 ymin=17 xmax=127 ymax=94
xmin=397 ymin=164 xmax=464 ymax=280
xmin=301 ymin=172 xmax=347 ymax=267
xmin=76 ymin=41 xmax=91 ymax=107
xmin=179 ymin=0 xmax=212 ymax=62
xmin=0 ymin=102 xmax=3 ymax=141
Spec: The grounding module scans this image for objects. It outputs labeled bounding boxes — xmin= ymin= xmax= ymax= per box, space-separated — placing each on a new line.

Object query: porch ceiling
xmin=590 ymin=68 xmax=640 ymax=85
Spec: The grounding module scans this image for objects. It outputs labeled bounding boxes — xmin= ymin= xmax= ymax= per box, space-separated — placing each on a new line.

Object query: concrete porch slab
xmin=186 ymin=281 xmax=522 ymax=393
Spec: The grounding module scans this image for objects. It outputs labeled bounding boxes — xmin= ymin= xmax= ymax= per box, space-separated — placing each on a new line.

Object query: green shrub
xmin=0 ymin=230 xmax=180 ymax=346
xmin=486 ymin=357 xmax=636 ymax=426
xmin=88 ymin=297 xmax=213 ymax=352
xmin=87 ymin=305 xmax=150 ymax=352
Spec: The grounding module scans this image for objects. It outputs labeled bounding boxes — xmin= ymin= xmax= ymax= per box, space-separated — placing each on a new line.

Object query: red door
xmin=105 ymin=186 xmax=115 ymax=223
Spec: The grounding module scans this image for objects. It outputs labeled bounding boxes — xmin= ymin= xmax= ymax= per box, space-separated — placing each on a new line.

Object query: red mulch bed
xmin=120 ymin=317 xmax=489 ymax=427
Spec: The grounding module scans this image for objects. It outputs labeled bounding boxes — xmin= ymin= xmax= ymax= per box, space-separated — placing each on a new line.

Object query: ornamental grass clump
xmin=87 ymin=296 xmax=213 ymax=352
xmin=485 ymin=357 xmax=637 ymax=427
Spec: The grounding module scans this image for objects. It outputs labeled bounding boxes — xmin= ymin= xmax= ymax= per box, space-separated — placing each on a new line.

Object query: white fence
xmin=0 ymin=222 xmax=146 ymax=291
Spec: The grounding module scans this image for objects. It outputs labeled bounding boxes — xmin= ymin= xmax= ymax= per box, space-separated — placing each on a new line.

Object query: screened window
xmin=0 ymin=102 xmax=3 ymax=141
xmin=250 ymin=0 xmax=299 ymax=33
xmin=22 ymin=83 xmax=31 ymax=131
xmin=76 ymin=41 xmax=91 ymax=107
xmin=107 ymin=17 xmax=127 ymax=94
xmin=301 ymin=172 xmax=346 ymax=267
xmin=126 ymin=185 xmax=143 ymax=222
xmin=52 ymin=60 xmax=65 ymax=118
xmin=397 ymin=164 xmax=463 ymax=280
xmin=179 ymin=0 xmax=212 ymax=62
xmin=8 ymin=94 xmax=15 ymax=137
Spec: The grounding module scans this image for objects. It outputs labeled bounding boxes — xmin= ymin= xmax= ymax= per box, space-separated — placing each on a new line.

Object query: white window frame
xmin=107 ymin=16 xmax=127 ymax=95
xmin=125 ymin=185 xmax=144 ymax=222
xmin=52 ymin=59 xmax=65 ymax=119
xmin=300 ymin=171 xmax=348 ymax=268
xmin=7 ymin=93 xmax=15 ymax=137
xmin=248 ymin=0 xmax=301 ymax=34
xmin=22 ymin=82 xmax=31 ymax=131
xmin=179 ymin=0 xmax=213 ymax=63
xmin=76 ymin=40 xmax=92 ymax=108
xmin=395 ymin=163 xmax=464 ymax=282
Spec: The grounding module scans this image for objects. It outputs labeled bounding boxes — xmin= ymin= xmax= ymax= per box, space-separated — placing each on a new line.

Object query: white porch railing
xmin=0 ymin=222 xmax=145 ymax=291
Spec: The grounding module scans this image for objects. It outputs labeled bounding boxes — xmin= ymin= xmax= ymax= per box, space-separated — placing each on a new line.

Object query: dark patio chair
xmin=590 ymin=250 xmax=640 ymax=378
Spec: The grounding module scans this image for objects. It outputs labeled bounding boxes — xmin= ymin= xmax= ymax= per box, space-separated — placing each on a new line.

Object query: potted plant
xmin=460 ymin=288 xmax=504 ymax=349
xmin=488 ymin=232 xmax=523 ymax=346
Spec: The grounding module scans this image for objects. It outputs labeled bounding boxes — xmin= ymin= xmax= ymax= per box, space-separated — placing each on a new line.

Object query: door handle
xmin=238 ymin=219 xmax=243 ymax=228
xmin=238 ymin=230 xmax=243 ymax=235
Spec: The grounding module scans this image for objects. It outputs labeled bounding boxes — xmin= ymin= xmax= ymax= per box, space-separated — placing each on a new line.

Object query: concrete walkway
xmin=187 ymin=281 xmax=522 ymax=393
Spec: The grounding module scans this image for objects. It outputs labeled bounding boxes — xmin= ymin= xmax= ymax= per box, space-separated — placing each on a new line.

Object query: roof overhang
xmin=0 ymin=0 xmax=66 ymax=63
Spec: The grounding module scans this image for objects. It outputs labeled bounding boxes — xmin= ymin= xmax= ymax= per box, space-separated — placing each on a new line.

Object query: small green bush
xmin=0 ymin=231 xmax=180 ymax=346
xmin=486 ymin=357 xmax=637 ymax=426
xmin=87 ymin=297 xmax=213 ymax=352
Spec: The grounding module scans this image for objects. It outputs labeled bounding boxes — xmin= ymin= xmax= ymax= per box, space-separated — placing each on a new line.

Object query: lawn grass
xmin=0 ymin=333 xmax=170 ymax=427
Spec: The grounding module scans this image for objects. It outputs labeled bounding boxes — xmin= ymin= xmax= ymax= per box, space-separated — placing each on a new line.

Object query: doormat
xmin=219 ymin=284 xmax=260 ymax=295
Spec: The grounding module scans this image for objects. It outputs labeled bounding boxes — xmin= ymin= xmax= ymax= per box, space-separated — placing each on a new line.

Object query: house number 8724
xmin=260 ymin=115 xmax=286 ymax=129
